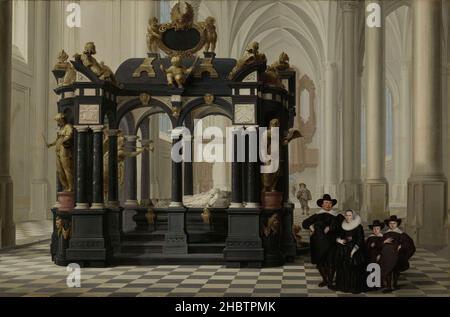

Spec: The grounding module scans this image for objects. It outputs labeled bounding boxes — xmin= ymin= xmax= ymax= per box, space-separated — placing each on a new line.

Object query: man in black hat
xmin=302 ymin=194 xmax=344 ymax=288
xmin=366 ymin=220 xmax=385 ymax=265
xmin=379 ymin=215 xmax=416 ymax=293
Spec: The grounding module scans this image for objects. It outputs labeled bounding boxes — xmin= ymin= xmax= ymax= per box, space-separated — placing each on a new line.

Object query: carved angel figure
xmin=203 ymin=16 xmax=217 ymax=53
xmin=146 ymin=17 xmax=161 ymax=53
xmin=162 ymin=55 xmax=195 ymax=88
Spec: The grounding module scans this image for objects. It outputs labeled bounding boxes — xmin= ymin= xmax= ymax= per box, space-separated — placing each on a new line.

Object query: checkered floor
xmin=0 ymin=242 xmax=449 ymax=297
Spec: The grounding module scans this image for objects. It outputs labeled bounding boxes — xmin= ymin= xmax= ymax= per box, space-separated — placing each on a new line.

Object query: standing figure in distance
xmin=296 ymin=183 xmax=312 ymax=215
xmin=45 ymin=113 xmax=74 ymax=192
xmin=302 ymin=194 xmax=344 ymax=289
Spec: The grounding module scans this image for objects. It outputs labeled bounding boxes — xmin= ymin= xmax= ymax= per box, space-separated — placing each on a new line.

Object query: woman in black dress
xmin=334 ymin=209 xmax=367 ymax=293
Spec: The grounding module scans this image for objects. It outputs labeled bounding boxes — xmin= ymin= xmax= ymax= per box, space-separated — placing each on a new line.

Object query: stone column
xmin=140 ymin=139 xmax=152 ymax=204
xmin=183 ymin=136 xmax=194 ymax=196
xmin=0 ymin=0 xmax=15 ymax=247
xmin=139 ymin=117 xmax=151 ymax=205
xmin=30 ymin=1 xmax=49 ymax=220
xmin=245 ymin=126 xmax=260 ymax=208
xmin=74 ymin=126 xmax=87 ymax=208
xmin=108 ymin=129 xmax=119 ymax=208
xmin=91 ymin=125 xmax=104 ymax=209
xmin=363 ymin=0 xmax=388 ymax=221
xmin=340 ymin=0 xmax=362 ymax=211
xmin=124 ymin=135 xmax=138 ymax=207
xmin=230 ymin=128 xmax=243 ymax=208
xmin=407 ymin=0 xmax=447 ymax=247
xmin=170 ymin=135 xmax=183 ymax=207
xmin=212 ymin=117 xmax=229 ymax=191
xmin=397 ymin=61 xmax=412 ymax=206
xmin=74 ymin=126 xmax=89 ymax=209
xmin=323 ymin=62 xmax=339 ymax=199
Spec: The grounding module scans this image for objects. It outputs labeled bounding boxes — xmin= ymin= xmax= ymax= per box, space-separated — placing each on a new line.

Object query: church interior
xmin=0 ymin=0 xmax=450 ymax=298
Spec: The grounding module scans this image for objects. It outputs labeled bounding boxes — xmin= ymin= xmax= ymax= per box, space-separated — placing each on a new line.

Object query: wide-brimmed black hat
xmin=368 ymin=219 xmax=385 ymax=230
xmin=316 ymin=194 xmax=337 ymax=208
xmin=384 ymin=215 xmax=402 ymax=226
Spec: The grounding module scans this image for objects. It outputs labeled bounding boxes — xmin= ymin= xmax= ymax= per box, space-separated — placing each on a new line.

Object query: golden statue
xmin=75 ymin=42 xmax=117 ymax=85
xmin=263 ymin=213 xmax=281 ymax=237
xmin=261 ymin=118 xmax=281 ymax=192
xmin=44 ymin=113 xmax=74 ymax=192
xmin=271 ymin=52 xmax=291 ymax=71
xmin=55 ymin=217 xmax=70 ymax=240
xmin=146 ymin=17 xmax=161 ymax=53
xmin=262 ymin=65 xmax=284 ymax=89
xmin=61 ymin=63 xmax=77 ymax=87
xmin=161 ymin=55 xmax=196 ymax=88
xmin=229 ymin=41 xmax=267 ymax=79
xmin=170 ymin=1 xmax=194 ymax=31
xmin=103 ymin=130 xmax=152 ymax=200
xmin=261 ymin=118 xmax=302 ymax=192
xmin=53 ymin=49 xmax=70 ymax=71
xmin=203 ymin=17 xmax=217 ymax=53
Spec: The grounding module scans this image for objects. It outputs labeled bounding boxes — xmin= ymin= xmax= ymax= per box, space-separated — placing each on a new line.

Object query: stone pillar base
xmin=339 ymin=181 xmax=362 ymax=211
xmin=0 ymin=176 xmax=15 ymax=247
xmin=407 ymin=177 xmax=448 ymax=247
xmin=163 ymin=207 xmax=188 ymax=254
xmin=124 ymin=200 xmax=139 ymax=207
xmin=224 ymin=208 xmax=264 ymax=267
xmin=363 ymin=180 xmax=389 ymax=222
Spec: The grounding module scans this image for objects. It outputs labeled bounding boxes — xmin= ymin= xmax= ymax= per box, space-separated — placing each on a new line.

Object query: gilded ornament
xmin=133 ymin=57 xmax=156 ymax=78
xmin=193 ymin=57 xmax=219 ymax=79
xmin=203 ymin=93 xmax=214 ymax=105
xmin=139 ymin=93 xmax=151 ymax=106
xmin=271 ymin=52 xmax=291 ymax=71
xmin=228 ymin=41 xmax=267 ymax=79
xmin=74 ymin=42 xmax=117 ymax=85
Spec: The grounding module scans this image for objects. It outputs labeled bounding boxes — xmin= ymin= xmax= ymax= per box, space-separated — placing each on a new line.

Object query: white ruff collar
xmin=385 ymin=228 xmax=402 ymax=234
xmin=341 ymin=215 xmax=361 ymax=231
xmin=369 ymin=233 xmax=383 ymax=237
xmin=316 ymin=209 xmax=338 ymax=216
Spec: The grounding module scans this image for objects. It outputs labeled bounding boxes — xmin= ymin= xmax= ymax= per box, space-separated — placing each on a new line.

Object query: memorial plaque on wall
xmin=79 ymin=104 xmax=100 ymax=124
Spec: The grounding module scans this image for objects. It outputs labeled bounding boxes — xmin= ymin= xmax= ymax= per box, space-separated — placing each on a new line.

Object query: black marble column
xmin=139 ymin=117 xmax=151 ymax=205
xmin=74 ymin=126 xmax=89 ymax=209
xmin=231 ymin=130 xmax=243 ymax=207
xmin=246 ymin=126 xmax=260 ymax=207
xmin=91 ymin=126 xmax=104 ymax=209
xmin=183 ymin=136 xmax=194 ymax=196
xmin=124 ymin=135 xmax=138 ymax=206
xmin=108 ymin=130 xmax=119 ymax=207
xmin=171 ymin=135 xmax=183 ymax=206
